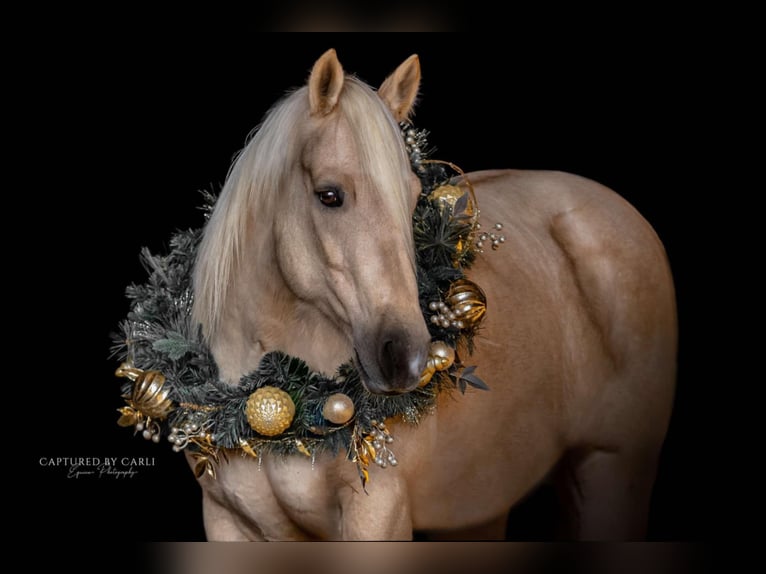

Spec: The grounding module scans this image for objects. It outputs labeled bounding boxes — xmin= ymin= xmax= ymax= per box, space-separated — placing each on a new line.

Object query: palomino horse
xmin=189 ymin=49 xmax=676 ymax=540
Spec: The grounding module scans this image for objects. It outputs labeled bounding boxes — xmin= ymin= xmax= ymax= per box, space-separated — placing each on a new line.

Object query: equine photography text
xmin=39 ymin=456 xmax=155 ymax=479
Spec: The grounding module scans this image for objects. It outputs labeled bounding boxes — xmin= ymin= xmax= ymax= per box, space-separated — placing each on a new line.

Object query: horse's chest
xmin=215 ymin=454 xmax=343 ymax=540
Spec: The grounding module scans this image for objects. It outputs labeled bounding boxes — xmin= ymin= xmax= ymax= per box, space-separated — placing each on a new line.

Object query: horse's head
xmin=194 ymin=49 xmax=430 ymax=395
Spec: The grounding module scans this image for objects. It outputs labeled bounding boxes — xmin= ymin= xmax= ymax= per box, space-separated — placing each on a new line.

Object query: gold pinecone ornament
xmin=115 ymin=363 xmax=174 ymax=419
xmin=445 ymin=279 xmax=487 ymax=329
xmin=245 ymin=386 xmax=296 ymax=436
xmin=115 ymin=362 xmax=175 ymax=443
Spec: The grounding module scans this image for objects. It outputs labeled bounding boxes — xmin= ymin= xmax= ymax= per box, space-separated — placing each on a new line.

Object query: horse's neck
xmin=210 ymin=252 xmax=352 ymax=384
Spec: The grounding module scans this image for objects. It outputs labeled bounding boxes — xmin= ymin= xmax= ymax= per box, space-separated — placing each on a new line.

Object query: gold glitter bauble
xmin=429 ymin=340 xmax=455 ymax=371
xmin=245 ymin=386 xmax=296 ymax=436
xmin=322 ymin=393 xmax=355 ymax=425
xmin=445 ymin=279 xmax=487 ymax=328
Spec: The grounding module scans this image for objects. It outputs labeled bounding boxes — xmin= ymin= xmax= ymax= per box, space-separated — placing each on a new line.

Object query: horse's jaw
xmin=208 ymin=278 xmax=354 ymax=385
xmin=209 ymin=293 xmax=429 ymax=396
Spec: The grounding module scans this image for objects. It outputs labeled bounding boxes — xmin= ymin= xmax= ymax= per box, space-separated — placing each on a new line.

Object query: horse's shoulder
xmin=471 ymin=168 xmax=673 ymax=368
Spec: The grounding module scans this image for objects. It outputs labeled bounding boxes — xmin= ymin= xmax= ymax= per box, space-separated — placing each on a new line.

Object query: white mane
xmin=192 ymin=77 xmax=415 ymax=339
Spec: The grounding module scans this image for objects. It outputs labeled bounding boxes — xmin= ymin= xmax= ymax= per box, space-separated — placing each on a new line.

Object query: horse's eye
xmin=315 ymin=187 xmax=344 ymax=208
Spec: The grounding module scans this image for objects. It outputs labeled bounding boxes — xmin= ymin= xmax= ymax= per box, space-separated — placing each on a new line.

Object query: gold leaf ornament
xmin=428 ymin=184 xmax=475 ymax=216
xmin=294 ymin=439 xmax=312 ymax=457
xmin=192 ymin=454 xmax=216 ymax=480
xmin=190 ymin=433 xmax=222 ymax=479
xmin=116 ymin=406 xmax=138 ymax=427
xmin=239 ymin=439 xmax=259 ymax=460
xmin=350 ymin=420 xmax=398 ymax=491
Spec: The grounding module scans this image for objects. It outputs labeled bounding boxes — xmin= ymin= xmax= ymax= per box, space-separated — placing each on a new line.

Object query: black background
xmin=24 ymin=34 xmax=715 ymax=542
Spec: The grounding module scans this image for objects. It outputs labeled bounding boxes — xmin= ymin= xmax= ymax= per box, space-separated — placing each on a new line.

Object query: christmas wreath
xmin=113 ymin=124 xmax=504 ymax=488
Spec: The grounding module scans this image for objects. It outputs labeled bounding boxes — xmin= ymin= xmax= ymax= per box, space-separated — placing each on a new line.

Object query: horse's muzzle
xmin=355 ymin=322 xmax=430 ymax=395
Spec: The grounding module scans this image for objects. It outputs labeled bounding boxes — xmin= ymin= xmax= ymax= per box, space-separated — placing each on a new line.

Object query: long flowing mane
xmin=192 ymin=77 xmax=415 ymax=339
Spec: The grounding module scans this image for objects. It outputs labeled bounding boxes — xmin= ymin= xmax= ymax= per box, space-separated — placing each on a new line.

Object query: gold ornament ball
xmin=429 ymin=340 xmax=455 ymax=371
xmin=245 ymin=386 xmax=296 ymax=436
xmin=446 ymin=279 xmax=487 ymax=328
xmin=322 ymin=393 xmax=355 ymax=425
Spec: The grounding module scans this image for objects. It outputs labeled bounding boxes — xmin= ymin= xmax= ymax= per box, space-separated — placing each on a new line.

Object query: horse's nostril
xmin=377 ymin=333 xmax=428 ymax=392
xmin=380 ymin=340 xmax=396 ymax=380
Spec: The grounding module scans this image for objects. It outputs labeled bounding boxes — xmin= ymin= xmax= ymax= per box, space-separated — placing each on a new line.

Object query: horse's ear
xmin=378 ymin=54 xmax=421 ymax=122
xmin=309 ymin=49 xmax=345 ymax=117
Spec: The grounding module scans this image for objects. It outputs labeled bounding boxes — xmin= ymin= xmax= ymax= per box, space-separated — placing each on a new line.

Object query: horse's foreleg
xmin=201 ymin=491 xmax=264 ymax=541
xmin=556 ymin=446 xmax=660 ymax=540
xmin=419 ymin=513 xmax=510 ymax=540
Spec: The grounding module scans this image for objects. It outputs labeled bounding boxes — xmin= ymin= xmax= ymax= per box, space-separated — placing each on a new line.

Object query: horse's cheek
xmin=274 ymin=228 xmax=321 ymax=297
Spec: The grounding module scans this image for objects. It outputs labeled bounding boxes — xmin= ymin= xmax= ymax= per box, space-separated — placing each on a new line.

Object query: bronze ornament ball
xmin=322 ymin=393 xmax=356 ymax=425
